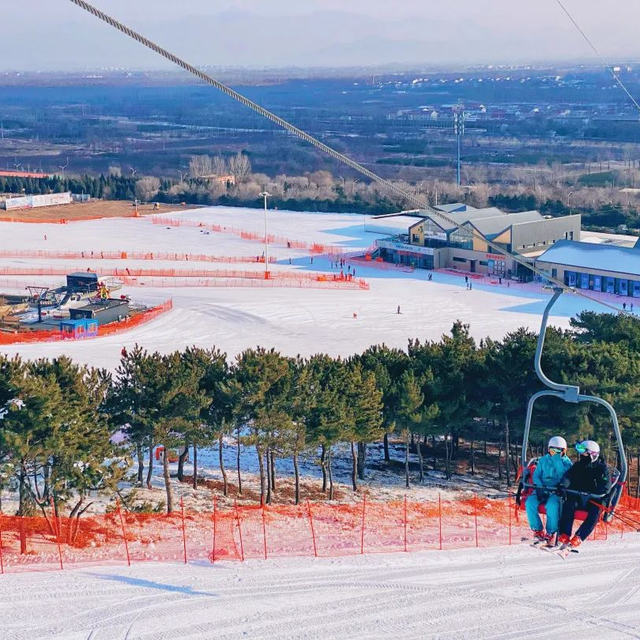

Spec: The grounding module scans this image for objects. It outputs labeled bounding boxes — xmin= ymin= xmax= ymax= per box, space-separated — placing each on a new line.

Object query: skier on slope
xmin=525 ymin=436 xmax=572 ymax=545
xmin=557 ymin=440 xmax=610 ymax=552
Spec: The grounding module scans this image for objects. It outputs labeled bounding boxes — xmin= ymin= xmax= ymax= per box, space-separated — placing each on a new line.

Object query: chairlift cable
xmin=67 ymin=0 xmax=636 ymax=319
xmin=555 ymin=0 xmax=640 ymax=115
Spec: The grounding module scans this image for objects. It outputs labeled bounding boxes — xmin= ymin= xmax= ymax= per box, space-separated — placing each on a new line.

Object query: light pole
xmin=260 ymin=191 xmax=271 ymax=276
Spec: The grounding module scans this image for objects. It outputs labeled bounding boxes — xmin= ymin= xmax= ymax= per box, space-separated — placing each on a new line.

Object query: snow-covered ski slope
xmin=2 ymin=536 xmax=639 ymax=639
xmin=0 ymin=206 xmax=621 ymax=369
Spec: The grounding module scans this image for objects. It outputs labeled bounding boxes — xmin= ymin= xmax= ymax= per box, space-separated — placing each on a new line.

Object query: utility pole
xmin=453 ymin=107 xmax=466 ymax=187
xmin=259 ymin=191 xmax=271 ymax=277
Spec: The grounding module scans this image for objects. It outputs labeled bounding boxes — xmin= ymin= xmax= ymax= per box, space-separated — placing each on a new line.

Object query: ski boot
xmin=558 ymin=535 xmax=581 ymax=558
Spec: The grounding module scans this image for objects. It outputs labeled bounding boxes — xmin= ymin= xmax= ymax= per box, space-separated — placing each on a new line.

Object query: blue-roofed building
xmin=536 ymin=240 xmax=640 ymax=297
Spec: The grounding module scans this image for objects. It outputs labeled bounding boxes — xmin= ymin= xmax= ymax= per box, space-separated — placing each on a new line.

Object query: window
xmin=412 ymin=234 xmax=419 ymax=243
xmin=449 ymin=226 xmax=474 ymax=250
xmin=452 ymin=257 xmax=467 ymax=263
xmin=479 ymin=261 xmax=488 ymax=266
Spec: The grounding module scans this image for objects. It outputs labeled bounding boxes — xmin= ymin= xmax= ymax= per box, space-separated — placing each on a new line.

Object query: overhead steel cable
xmin=68 ymin=0 xmax=634 ymax=318
xmin=555 ymin=0 xmax=640 ymax=115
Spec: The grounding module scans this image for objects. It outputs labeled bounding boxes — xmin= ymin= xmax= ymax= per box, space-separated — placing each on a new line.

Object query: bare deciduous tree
xmin=135 ymin=176 xmax=161 ymax=202
xmin=189 ymin=155 xmax=213 ymax=179
xmin=212 ymin=155 xmax=228 ymax=176
xmin=228 ymin=152 xmax=252 ymax=183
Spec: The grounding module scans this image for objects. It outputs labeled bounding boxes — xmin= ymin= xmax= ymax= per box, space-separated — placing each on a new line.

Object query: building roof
xmin=434 ymin=203 xmax=477 ymax=213
xmin=422 ymin=207 xmax=505 ymax=232
xmin=469 ymin=210 xmax=543 ymax=237
xmin=536 ymin=240 xmax=640 ymax=277
xmin=411 ymin=207 xmax=548 ymax=237
xmin=581 ymin=230 xmax=640 ymax=249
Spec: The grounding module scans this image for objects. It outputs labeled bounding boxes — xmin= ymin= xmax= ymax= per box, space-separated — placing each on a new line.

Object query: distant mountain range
xmin=2 ymin=9 xmax=639 ymax=71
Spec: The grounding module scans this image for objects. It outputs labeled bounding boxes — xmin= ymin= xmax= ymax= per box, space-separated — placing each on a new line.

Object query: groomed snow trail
xmin=0 ymin=207 xmax=591 ymax=370
xmin=2 ymin=536 xmax=639 ymax=639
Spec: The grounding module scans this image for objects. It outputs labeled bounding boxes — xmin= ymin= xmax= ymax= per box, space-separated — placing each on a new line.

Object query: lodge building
xmin=374 ymin=204 xmax=582 ymax=280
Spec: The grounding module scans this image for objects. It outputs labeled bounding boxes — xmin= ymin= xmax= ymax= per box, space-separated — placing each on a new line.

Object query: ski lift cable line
xmin=68 ymin=0 xmax=633 ymax=319
xmin=555 ymin=0 xmax=640 ymax=115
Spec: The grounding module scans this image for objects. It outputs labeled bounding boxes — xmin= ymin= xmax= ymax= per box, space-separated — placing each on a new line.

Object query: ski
xmin=557 ymin=546 xmax=580 ymax=559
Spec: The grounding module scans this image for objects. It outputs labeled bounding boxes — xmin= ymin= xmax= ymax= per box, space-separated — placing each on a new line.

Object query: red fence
xmin=1 ymin=493 xmax=637 ymax=573
xmin=0 ymin=268 xmax=368 ymax=289
xmin=0 ymin=250 xmax=277 ymax=264
xmin=118 ymin=277 xmax=368 ymax=290
xmin=0 ymin=213 xmax=140 ymax=225
xmin=0 ymin=300 xmax=173 ymax=345
xmin=153 ymin=217 xmax=343 ymax=255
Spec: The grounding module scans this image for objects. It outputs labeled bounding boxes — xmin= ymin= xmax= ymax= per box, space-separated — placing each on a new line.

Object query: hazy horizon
xmin=1 ymin=1 xmax=640 ymax=71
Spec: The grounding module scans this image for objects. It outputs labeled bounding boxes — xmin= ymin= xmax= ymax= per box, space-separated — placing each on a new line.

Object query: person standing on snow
xmin=525 ymin=436 xmax=572 ymax=544
xmin=557 ymin=440 xmax=610 ymax=550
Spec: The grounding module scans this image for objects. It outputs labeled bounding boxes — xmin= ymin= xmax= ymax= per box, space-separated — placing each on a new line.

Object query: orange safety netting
xmin=0 ymin=250 xmax=277 ymax=264
xmin=348 ymin=256 xmax=415 ymax=273
xmin=1 ymin=494 xmax=637 ymax=573
xmin=154 ymin=217 xmax=343 ymax=256
xmin=0 ymin=268 xmax=368 ymax=289
xmin=0 ymin=213 xmax=141 ymax=225
xmin=118 ymin=277 xmax=368 ymax=290
xmin=0 ymin=300 xmax=173 ymax=345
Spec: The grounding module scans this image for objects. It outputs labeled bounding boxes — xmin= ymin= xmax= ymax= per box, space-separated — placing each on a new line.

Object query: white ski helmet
xmin=548 ymin=436 xmax=567 ymax=451
xmin=582 ymin=440 xmax=600 ymax=461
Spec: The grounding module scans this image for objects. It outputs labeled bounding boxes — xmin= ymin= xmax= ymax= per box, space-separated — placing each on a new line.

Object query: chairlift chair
xmin=517 ymin=288 xmax=627 ymax=524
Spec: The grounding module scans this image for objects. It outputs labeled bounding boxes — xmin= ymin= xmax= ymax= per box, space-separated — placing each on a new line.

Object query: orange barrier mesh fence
xmin=0 ymin=267 xmax=368 ymax=289
xmin=348 ymin=256 xmax=415 ymax=273
xmin=153 ymin=217 xmax=343 ymax=256
xmin=0 ymin=300 xmax=173 ymax=345
xmin=0 ymin=213 xmax=141 ymax=225
xmin=0 ymin=250 xmax=277 ymax=264
xmin=117 ymin=277 xmax=368 ymax=290
xmin=1 ymin=495 xmax=636 ymax=573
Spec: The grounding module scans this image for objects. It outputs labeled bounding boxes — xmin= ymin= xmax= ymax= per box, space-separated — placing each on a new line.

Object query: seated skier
xmin=558 ymin=440 xmax=611 ymax=550
xmin=525 ymin=436 xmax=573 ymax=545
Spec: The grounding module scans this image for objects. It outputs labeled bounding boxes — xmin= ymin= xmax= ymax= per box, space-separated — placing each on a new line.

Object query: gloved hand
xmin=536 ymin=488 xmax=549 ymax=501
xmin=555 ymin=487 xmax=566 ymax=498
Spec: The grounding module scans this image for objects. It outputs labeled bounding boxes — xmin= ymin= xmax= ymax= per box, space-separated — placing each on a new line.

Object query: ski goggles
xmin=576 ymin=442 xmax=599 ymax=460
xmin=548 ymin=447 xmax=565 ymax=455
xmin=576 ymin=442 xmax=600 ymax=458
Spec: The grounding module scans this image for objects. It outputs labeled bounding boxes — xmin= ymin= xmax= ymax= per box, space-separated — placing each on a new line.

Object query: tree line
xmin=2 ymin=161 xmax=639 ymax=233
xmin=1 ymin=312 xmax=639 ymax=520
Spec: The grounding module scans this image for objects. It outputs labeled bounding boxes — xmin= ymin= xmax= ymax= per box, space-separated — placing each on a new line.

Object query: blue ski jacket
xmin=533 ymin=452 xmax=572 ymax=489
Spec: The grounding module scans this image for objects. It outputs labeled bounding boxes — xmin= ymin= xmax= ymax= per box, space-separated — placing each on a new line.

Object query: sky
xmin=1 ymin=1 xmax=640 ymax=71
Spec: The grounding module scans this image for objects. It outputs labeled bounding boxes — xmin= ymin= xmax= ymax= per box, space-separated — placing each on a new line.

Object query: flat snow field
xmin=2 ymin=537 xmax=640 ymax=639
xmin=0 ymin=206 xmax=620 ymax=369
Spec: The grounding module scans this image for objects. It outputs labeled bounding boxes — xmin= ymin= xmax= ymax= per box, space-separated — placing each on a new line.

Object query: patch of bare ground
xmin=0 ymin=200 xmax=198 ymax=222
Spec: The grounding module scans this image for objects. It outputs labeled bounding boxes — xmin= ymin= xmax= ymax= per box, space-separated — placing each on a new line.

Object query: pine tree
xmin=343 ymin=363 xmax=383 ymax=491
xmin=234 ymin=348 xmax=292 ymax=504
